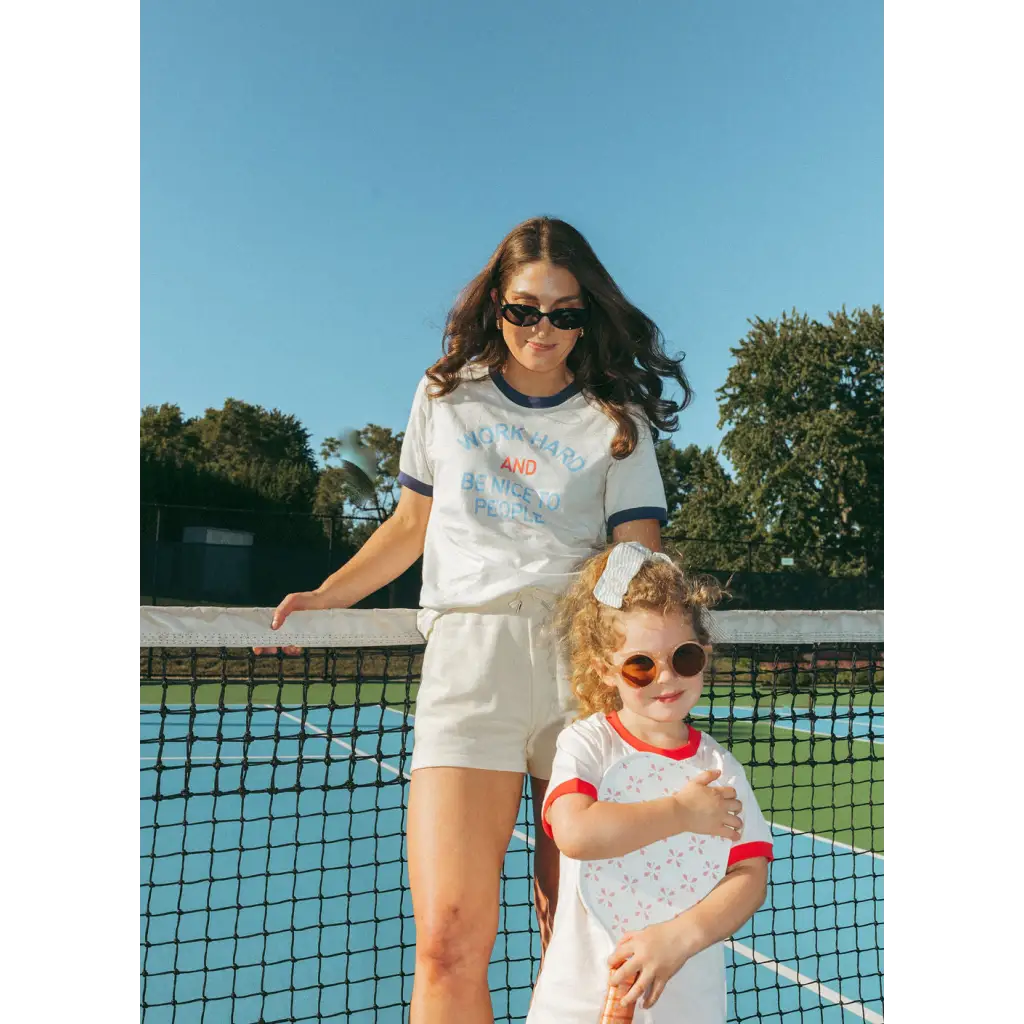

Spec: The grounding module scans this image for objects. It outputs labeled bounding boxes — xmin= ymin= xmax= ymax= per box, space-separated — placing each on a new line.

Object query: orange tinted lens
xmin=672 ymin=643 xmax=706 ymax=677
xmin=621 ymin=654 xmax=657 ymax=687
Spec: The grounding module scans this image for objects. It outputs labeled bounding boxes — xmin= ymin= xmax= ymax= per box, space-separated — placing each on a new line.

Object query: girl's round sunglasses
xmin=499 ymin=300 xmax=590 ymax=332
xmin=620 ymin=642 xmax=708 ymax=688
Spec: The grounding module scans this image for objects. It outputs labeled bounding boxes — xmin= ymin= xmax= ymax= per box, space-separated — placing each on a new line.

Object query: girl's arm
xmin=610 ymin=857 xmax=770 ymax=1009
xmin=664 ymin=856 xmax=769 ymax=954
xmin=546 ymin=772 xmax=743 ymax=860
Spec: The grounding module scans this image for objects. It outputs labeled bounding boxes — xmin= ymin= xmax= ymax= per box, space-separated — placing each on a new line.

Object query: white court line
xmin=766 ymin=722 xmax=884 ymax=745
xmin=141 ymin=755 xmax=334 ymax=762
xmin=728 ymin=941 xmax=883 ymax=1022
xmin=271 ymin=705 xmax=535 ymax=846
xmin=693 ymin=705 xmax=883 ymax=716
xmin=768 ymin=821 xmax=883 ymax=861
xmin=690 ymin=710 xmax=884 ymax=746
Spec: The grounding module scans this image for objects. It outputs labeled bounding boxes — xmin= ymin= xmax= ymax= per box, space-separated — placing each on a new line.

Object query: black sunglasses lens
xmin=548 ymin=308 xmax=587 ymax=330
xmin=672 ymin=643 xmax=706 ymax=678
xmin=621 ymin=654 xmax=657 ymax=688
xmin=502 ymin=304 xmax=540 ymax=326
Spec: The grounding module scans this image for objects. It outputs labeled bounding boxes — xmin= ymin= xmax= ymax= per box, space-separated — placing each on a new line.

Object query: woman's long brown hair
xmin=426 ymin=217 xmax=693 ymax=457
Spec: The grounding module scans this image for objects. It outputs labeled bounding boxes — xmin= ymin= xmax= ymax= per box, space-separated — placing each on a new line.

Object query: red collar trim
xmin=607 ymin=712 xmax=701 ymax=760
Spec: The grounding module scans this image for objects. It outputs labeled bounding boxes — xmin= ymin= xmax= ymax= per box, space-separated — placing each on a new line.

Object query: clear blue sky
xmin=142 ymin=0 xmax=882 ymax=464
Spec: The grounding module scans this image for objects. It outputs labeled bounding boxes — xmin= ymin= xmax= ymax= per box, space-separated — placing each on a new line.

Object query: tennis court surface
xmin=141 ymin=607 xmax=883 ymax=1023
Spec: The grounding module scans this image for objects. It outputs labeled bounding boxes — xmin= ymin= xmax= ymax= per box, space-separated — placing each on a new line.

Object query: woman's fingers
xmin=619 ymin=969 xmax=650 ymax=1008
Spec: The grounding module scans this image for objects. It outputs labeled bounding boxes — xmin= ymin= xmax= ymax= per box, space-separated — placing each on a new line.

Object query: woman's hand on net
xmin=252 ymin=591 xmax=328 ymax=655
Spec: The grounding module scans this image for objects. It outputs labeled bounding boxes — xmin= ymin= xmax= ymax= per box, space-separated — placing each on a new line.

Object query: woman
xmin=256 ymin=217 xmax=691 ymax=1023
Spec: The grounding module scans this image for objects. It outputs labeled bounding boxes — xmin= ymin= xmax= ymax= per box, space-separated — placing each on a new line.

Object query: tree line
xmin=141 ymin=306 xmax=882 ymax=578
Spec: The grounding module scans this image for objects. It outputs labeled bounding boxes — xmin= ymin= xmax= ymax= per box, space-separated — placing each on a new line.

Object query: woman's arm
xmin=303 ymin=486 xmax=432 ymax=612
xmin=255 ymin=487 xmax=431 ymax=652
xmin=612 ymin=518 xmax=662 ymax=551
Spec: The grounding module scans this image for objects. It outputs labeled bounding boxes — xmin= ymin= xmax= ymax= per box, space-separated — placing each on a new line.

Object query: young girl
xmin=529 ymin=542 xmax=773 ymax=1023
xmin=256 ymin=217 xmax=699 ymax=1022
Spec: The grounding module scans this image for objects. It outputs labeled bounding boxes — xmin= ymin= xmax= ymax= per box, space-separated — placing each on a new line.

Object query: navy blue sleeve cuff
xmin=606 ymin=506 xmax=668 ymax=530
xmin=398 ymin=471 xmax=434 ymax=497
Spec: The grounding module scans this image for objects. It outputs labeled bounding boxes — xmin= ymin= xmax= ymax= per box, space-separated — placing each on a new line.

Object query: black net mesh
xmin=140 ymin=610 xmax=883 ymax=1023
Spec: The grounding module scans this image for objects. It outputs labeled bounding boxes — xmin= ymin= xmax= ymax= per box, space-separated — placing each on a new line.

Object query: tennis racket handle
xmin=599 ymin=960 xmax=638 ymax=1023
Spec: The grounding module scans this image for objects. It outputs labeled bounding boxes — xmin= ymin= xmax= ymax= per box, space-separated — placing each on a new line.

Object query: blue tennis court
xmin=141 ymin=701 xmax=883 ymax=1023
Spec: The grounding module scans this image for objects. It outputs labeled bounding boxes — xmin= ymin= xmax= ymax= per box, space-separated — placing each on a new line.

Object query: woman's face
xmin=492 ymin=261 xmax=586 ymax=378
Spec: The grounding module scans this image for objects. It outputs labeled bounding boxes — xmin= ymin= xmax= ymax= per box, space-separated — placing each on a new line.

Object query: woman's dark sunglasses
xmin=500 ymin=300 xmax=590 ymax=331
xmin=620 ymin=642 xmax=708 ymax=688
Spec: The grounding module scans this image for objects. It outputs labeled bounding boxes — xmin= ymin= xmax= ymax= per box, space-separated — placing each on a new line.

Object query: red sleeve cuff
xmin=542 ymin=778 xmax=598 ymax=839
xmin=727 ymin=840 xmax=774 ymax=866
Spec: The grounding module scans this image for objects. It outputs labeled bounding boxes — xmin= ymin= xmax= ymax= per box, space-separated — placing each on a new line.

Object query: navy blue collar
xmin=490 ymin=369 xmax=581 ymax=409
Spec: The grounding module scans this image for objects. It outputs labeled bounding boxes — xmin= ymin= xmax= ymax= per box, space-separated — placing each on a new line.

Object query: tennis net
xmin=140 ymin=607 xmax=883 ymax=1023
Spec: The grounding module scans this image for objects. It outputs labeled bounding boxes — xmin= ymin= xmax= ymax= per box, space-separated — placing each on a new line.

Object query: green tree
xmin=188 ymin=398 xmax=318 ymax=507
xmin=655 ymin=438 xmax=695 ymax=520
xmin=657 ymin=440 xmax=754 ymax=571
xmin=717 ymin=307 xmax=883 ymax=575
xmin=140 ymin=403 xmax=201 ymax=466
xmin=141 ymin=399 xmax=321 ymax=545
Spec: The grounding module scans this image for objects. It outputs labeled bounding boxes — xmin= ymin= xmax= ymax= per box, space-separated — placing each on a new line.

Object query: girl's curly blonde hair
xmin=554 ymin=546 xmax=724 ymax=719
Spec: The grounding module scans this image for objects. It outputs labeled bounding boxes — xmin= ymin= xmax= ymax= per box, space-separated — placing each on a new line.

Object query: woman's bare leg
xmin=407 ymin=766 xmax=525 ymax=1024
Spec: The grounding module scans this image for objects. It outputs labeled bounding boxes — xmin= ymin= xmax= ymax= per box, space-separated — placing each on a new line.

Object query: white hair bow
xmin=593 ymin=541 xmax=673 ymax=609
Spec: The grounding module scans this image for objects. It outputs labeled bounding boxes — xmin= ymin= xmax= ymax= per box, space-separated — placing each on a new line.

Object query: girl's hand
xmin=252 ymin=591 xmax=331 ymax=655
xmin=607 ymin=919 xmax=697 ymax=1009
xmin=671 ymin=769 xmax=743 ymax=840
